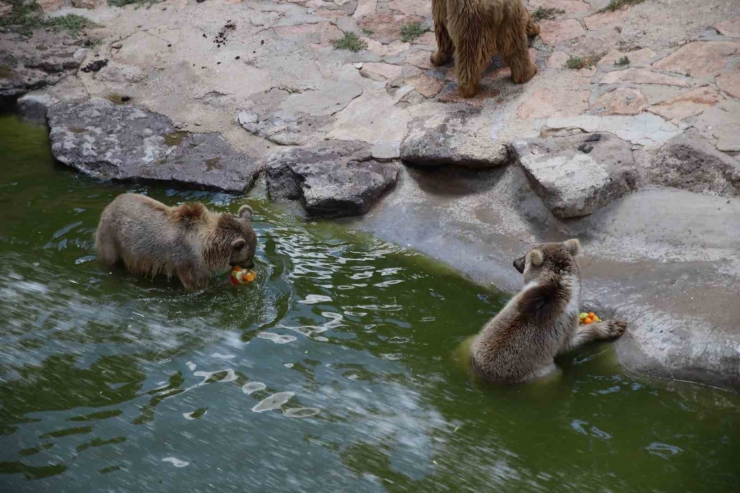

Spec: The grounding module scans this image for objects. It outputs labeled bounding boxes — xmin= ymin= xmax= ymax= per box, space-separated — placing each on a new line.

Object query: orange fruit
xmin=588 ymin=312 xmax=596 ymax=318
xmin=584 ymin=318 xmax=593 ymax=324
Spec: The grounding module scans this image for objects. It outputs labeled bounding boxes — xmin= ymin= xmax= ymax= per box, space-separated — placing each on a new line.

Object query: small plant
xmin=531 ymin=7 xmax=565 ymax=21
xmin=361 ymin=28 xmax=374 ymax=35
xmin=400 ymin=22 xmax=427 ymax=42
xmin=566 ymin=55 xmax=600 ymax=69
xmin=279 ymin=86 xmax=302 ymax=94
xmin=614 ymin=56 xmax=630 ymax=66
xmin=0 ymin=0 xmax=91 ymax=36
xmin=600 ymin=0 xmax=644 ymax=13
xmin=332 ymin=32 xmax=367 ymax=52
xmin=46 ymin=13 xmax=89 ymax=36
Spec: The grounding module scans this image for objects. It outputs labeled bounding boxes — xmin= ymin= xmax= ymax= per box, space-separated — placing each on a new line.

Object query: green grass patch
xmin=0 ymin=0 xmax=91 ymax=36
xmin=400 ymin=22 xmax=427 ymax=42
xmin=600 ymin=0 xmax=644 ymax=13
xmin=46 ymin=13 xmax=89 ymax=36
xmin=565 ymin=55 xmax=601 ymax=70
xmin=531 ymin=7 xmax=565 ymax=21
xmin=332 ymin=32 xmax=367 ymax=52
xmin=614 ymin=56 xmax=630 ymax=66
xmin=361 ymin=28 xmax=373 ymax=35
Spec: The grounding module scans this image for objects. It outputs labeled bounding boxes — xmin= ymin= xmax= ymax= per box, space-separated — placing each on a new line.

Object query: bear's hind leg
xmin=430 ymin=0 xmax=454 ymax=66
xmin=524 ymin=9 xmax=540 ymax=38
xmin=455 ymin=38 xmax=487 ymax=98
xmin=95 ymin=225 xmax=120 ymax=267
xmin=499 ymin=16 xmax=538 ymax=84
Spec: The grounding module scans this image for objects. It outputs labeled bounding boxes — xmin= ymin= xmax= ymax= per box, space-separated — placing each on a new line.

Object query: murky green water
xmin=0 ymin=113 xmax=739 ymax=493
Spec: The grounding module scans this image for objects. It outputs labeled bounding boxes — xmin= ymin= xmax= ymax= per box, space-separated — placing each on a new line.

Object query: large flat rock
xmin=48 ymin=98 xmax=261 ymax=192
xmin=266 ymin=140 xmax=399 ymax=218
xmin=400 ymin=107 xmax=510 ymax=169
xmin=513 ymin=133 xmax=637 ymax=218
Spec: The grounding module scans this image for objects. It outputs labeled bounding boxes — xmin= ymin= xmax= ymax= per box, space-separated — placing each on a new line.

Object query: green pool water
xmin=0 ymin=113 xmax=738 ymax=493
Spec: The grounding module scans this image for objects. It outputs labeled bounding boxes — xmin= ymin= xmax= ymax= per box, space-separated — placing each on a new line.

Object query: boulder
xmin=512 ymin=132 xmax=637 ymax=218
xmin=16 ymin=76 xmax=89 ymax=123
xmin=47 ymin=98 xmax=261 ymax=192
xmin=0 ymin=30 xmax=85 ymax=99
xmin=649 ymin=128 xmax=740 ymax=197
xmin=400 ymin=107 xmax=510 ymax=169
xmin=266 ymin=141 xmax=398 ymax=218
xmin=17 ymin=93 xmax=54 ymax=124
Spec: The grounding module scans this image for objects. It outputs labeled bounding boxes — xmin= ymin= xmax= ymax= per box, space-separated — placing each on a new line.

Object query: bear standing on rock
xmin=96 ymin=194 xmax=257 ymax=290
xmin=431 ymin=0 xmax=540 ymax=97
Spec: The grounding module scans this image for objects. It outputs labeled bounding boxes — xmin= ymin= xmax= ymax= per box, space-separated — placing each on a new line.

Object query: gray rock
xmin=649 ymin=128 xmax=740 ymax=197
xmin=513 ymin=133 xmax=638 ymax=219
xmin=96 ymin=62 xmax=146 ymax=84
xmin=17 ymin=93 xmax=54 ymax=124
xmin=0 ymin=30 xmax=83 ymax=99
xmin=16 ymin=76 xmax=89 ymax=123
xmin=400 ymin=107 xmax=511 ymax=169
xmin=266 ymin=140 xmax=398 ymax=218
xmin=47 ymin=98 xmax=261 ymax=192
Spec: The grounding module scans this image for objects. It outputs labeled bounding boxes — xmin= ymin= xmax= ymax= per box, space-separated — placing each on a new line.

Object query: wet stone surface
xmin=48 ymin=98 xmax=261 ymax=192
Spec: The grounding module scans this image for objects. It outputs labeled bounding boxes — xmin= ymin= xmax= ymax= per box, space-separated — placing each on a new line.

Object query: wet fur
xmin=471 ymin=240 xmax=627 ymax=384
xmin=431 ymin=0 xmax=539 ymax=97
xmin=96 ymin=194 xmax=257 ymax=290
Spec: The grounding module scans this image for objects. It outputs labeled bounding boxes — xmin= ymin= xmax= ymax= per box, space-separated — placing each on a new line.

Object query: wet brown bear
xmin=96 ymin=193 xmax=257 ymax=290
xmin=471 ymin=239 xmax=627 ymax=384
xmin=431 ymin=0 xmax=539 ymax=97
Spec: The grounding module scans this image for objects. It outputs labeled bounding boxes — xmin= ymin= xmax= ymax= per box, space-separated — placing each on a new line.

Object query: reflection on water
xmin=1 ymin=113 xmax=739 ymax=493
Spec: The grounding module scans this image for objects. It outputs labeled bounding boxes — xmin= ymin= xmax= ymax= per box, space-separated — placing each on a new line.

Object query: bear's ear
xmin=528 ymin=249 xmax=544 ymax=267
xmin=563 ymin=238 xmax=582 ymax=256
xmin=232 ymin=238 xmax=247 ymax=250
xmin=238 ymin=205 xmax=253 ymax=221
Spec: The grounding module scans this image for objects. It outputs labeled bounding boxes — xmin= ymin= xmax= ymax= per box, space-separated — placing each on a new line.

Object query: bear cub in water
xmin=471 ymin=239 xmax=627 ymax=384
xmin=96 ymin=193 xmax=257 ymax=290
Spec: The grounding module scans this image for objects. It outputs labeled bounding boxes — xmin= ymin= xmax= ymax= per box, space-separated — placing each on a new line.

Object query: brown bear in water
xmin=96 ymin=193 xmax=257 ymax=290
xmin=431 ymin=0 xmax=539 ymax=97
xmin=471 ymin=239 xmax=627 ymax=384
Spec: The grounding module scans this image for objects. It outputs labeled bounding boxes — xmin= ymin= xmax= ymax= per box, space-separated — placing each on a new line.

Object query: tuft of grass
xmin=0 ymin=0 xmax=91 ymax=36
xmin=361 ymin=28 xmax=373 ymax=35
xmin=600 ymin=0 xmax=644 ymax=13
xmin=614 ymin=56 xmax=630 ymax=66
xmin=332 ymin=32 xmax=367 ymax=52
xmin=531 ymin=7 xmax=565 ymax=21
xmin=46 ymin=13 xmax=89 ymax=36
xmin=400 ymin=22 xmax=427 ymax=42
xmin=566 ymin=55 xmax=601 ymax=69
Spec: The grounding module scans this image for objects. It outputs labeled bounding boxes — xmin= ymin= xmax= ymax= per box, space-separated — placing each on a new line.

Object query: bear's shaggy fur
xmin=96 ymin=193 xmax=257 ymax=290
xmin=471 ymin=239 xmax=627 ymax=384
xmin=431 ymin=0 xmax=540 ymax=97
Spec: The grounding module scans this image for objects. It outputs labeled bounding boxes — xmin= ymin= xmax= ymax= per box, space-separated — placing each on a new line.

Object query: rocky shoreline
xmin=1 ymin=0 xmax=739 ymax=390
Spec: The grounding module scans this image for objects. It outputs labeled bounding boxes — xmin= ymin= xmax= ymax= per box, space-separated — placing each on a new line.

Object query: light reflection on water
xmin=0 ymin=113 xmax=739 ymax=492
